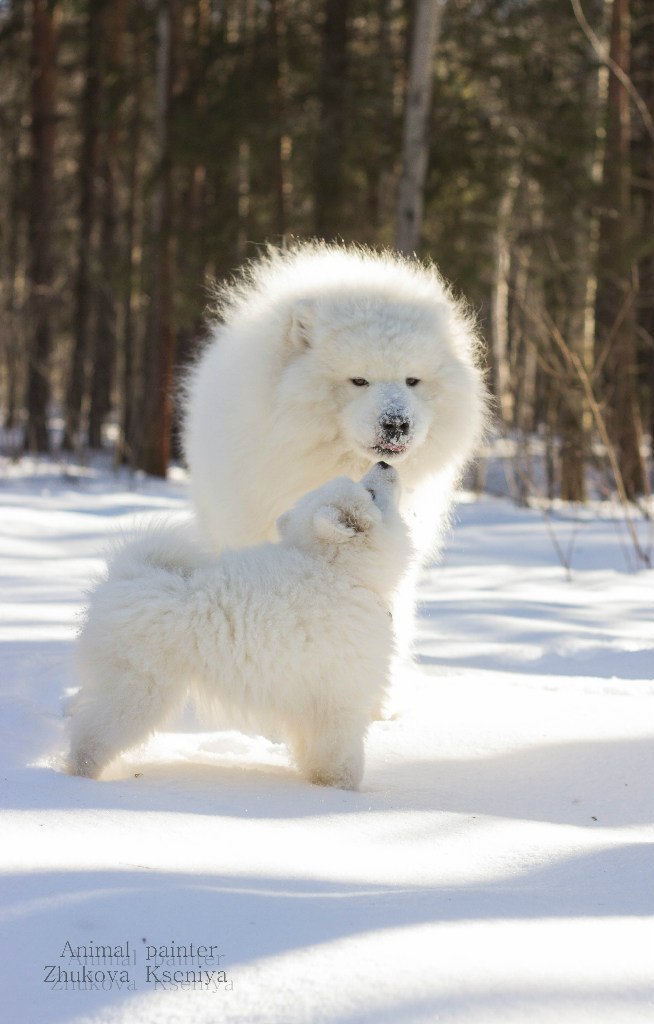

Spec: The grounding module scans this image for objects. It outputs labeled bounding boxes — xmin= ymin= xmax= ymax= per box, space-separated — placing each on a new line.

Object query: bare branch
xmin=570 ymin=0 xmax=654 ymax=144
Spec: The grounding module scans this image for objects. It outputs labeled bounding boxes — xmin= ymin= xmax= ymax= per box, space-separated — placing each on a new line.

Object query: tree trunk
xmin=2 ymin=58 xmax=25 ymax=432
xmin=88 ymin=0 xmax=126 ymax=449
xmin=236 ymin=137 xmax=251 ymax=260
xmin=270 ymin=0 xmax=293 ymax=238
xmin=170 ymin=0 xmax=210 ymax=464
xmin=116 ymin=8 xmax=145 ymax=468
xmin=395 ymin=0 xmax=443 ymax=254
xmin=87 ymin=149 xmax=116 ymax=449
xmin=559 ymin=187 xmax=599 ymax=502
xmin=491 ymin=177 xmax=518 ymax=426
xmin=636 ymin=6 xmax=654 ymax=439
xmin=596 ymin=0 xmax=645 ymax=498
xmin=62 ymin=0 xmax=105 ymax=451
xmin=24 ymin=0 xmax=58 ymax=453
xmin=313 ymin=0 xmax=349 ymax=239
xmin=138 ymin=0 xmax=179 ymax=477
xmin=559 ymin=54 xmax=603 ymax=503
xmin=559 ymin=380 xmax=587 ymax=501
xmin=512 ymin=246 xmax=537 ymax=436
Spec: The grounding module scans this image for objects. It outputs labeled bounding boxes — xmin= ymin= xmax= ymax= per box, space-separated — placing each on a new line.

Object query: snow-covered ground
xmin=1 ymin=457 xmax=652 ymax=1024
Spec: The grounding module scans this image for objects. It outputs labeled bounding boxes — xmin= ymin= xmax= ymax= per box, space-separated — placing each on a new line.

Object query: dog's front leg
xmin=291 ymin=712 xmax=366 ymax=791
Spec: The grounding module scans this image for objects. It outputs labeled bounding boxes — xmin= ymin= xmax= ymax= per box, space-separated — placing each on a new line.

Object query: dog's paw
xmin=67 ymin=748 xmax=103 ymax=779
xmin=308 ymin=764 xmax=361 ymax=791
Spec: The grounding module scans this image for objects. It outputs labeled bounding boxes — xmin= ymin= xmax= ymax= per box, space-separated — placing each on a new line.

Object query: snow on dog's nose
xmin=379 ymin=413 xmax=411 ymax=441
xmin=374 ymin=391 xmax=415 ymax=456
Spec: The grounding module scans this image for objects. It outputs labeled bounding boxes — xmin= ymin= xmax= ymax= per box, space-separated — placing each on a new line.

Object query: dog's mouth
xmin=371 ymin=441 xmax=409 ymax=458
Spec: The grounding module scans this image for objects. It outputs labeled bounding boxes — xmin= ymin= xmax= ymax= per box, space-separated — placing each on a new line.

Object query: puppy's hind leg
xmin=68 ymin=667 xmax=186 ymax=779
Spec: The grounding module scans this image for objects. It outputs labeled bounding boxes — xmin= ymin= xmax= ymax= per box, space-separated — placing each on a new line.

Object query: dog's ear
xmin=287 ymin=299 xmax=313 ymax=350
xmin=313 ymin=503 xmax=369 ymax=544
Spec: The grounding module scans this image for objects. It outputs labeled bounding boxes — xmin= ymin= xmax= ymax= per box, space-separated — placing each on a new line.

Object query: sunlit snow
xmin=1 ymin=457 xmax=652 ymax=1024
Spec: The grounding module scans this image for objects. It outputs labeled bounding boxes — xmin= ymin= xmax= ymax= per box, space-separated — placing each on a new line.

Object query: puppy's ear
xmin=287 ymin=299 xmax=313 ymax=350
xmin=313 ymin=504 xmax=367 ymax=544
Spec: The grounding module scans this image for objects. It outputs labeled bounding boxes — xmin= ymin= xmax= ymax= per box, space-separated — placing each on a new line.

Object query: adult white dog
xmin=69 ymin=464 xmax=410 ymax=790
xmin=183 ymin=242 xmax=488 ymax=655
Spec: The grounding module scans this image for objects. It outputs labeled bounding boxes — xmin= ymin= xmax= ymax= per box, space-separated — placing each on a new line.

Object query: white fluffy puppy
xmin=68 ymin=463 xmax=411 ymax=790
xmin=183 ymin=242 xmax=488 ymax=656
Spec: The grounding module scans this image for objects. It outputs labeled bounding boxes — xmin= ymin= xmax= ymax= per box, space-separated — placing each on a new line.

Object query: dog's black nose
xmin=380 ymin=415 xmax=410 ymax=437
xmin=378 ymin=461 xmax=390 ymax=470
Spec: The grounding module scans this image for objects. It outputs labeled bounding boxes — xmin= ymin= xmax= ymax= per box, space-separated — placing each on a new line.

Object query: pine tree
xmin=596 ymin=0 xmax=645 ymax=498
xmin=24 ymin=0 xmax=58 ymax=453
xmin=138 ymin=0 xmax=180 ymax=477
xmin=395 ymin=0 xmax=443 ymax=254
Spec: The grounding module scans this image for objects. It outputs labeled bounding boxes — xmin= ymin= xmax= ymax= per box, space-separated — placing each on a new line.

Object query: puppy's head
xmin=276 ymin=464 xmax=410 ymax=596
xmin=276 ymin=463 xmax=397 ymax=544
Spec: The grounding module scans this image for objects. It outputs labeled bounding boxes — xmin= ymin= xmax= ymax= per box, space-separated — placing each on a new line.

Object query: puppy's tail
xmin=106 ymin=518 xmax=212 ymax=583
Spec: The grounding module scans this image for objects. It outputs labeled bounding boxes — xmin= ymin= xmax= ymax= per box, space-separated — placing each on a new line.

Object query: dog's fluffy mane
xmin=205 ymin=240 xmax=483 ymax=367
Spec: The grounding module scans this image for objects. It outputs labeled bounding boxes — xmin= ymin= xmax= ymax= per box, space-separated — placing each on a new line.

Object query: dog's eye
xmin=350 ymin=378 xmax=369 ymax=387
xmin=406 ymin=377 xmax=420 ymax=387
xmin=366 ymin=488 xmax=376 ymax=502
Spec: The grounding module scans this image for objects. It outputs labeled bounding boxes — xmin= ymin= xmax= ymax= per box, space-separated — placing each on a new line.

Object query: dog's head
xmin=276 ymin=273 xmax=487 ymax=481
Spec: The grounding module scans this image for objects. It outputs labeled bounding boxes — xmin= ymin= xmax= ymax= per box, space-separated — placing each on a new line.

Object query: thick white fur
xmin=68 ymin=465 xmax=411 ymax=790
xmin=182 ymin=242 xmax=488 ymax=656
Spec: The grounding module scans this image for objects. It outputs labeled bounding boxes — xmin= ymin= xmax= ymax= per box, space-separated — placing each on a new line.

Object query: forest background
xmin=0 ymin=0 xmax=652 ymax=505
